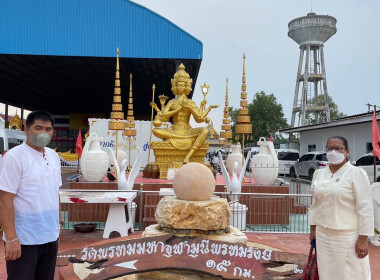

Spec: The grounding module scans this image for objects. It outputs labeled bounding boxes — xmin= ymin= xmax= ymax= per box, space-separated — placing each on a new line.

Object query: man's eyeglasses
xmin=326 ymin=146 xmax=345 ymax=152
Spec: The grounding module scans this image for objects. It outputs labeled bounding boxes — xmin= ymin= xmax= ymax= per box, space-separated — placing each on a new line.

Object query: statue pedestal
xmin=155 ymin=196 xmax=231 ymax=231
xmin=151 ymin=140 xmax=209 ymax=179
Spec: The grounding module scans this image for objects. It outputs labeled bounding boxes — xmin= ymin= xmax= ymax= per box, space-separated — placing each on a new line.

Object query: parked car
xmin=289 ymin=151 xmax=328 ymax=180
xmin=352 ymin=153 xmax=380 ymax=183
xmin=245 ymin=147 xmax=260 ymax=171
xmin=276 ymin=149 xmax=300 ymax=175
xmin=0 ymin=128 xmax=26 ymax=159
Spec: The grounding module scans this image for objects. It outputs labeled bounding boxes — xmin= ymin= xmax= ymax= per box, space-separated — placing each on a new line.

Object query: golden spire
xmin=123 ymin=73 xmax=137 ymax=172
xmin=235 ymin=52 xmax=252 ymax=140
xmin=220 ymin=77 xmax=233 ymax=140
xmin=109 ymin=48 xmax=126 ymax=131
xmin=123 ymin=73 xmax=137 ymax=137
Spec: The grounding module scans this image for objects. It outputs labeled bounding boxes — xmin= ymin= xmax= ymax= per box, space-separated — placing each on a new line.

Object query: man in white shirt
xmin=0 ymin=110 xmax=62 ymax=280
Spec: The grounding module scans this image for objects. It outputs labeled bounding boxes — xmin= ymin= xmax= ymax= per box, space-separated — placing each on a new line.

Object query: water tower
xmin=288 ymin=12 xmax=337 ymax=127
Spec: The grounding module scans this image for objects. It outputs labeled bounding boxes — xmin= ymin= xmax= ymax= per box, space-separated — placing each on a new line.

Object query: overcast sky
xmin=133 ymin=0 xmax=379 ymax=133
xmin=1 ymin=0 xmax=378 ymax=134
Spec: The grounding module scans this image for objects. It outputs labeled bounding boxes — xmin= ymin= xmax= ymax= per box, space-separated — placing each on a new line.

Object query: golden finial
xmin=243 ymin=52 xmax=246 ymax=75
xmin=109 ymin=48 xmax=125 ymax=131
xmin=116 ymin=48 xmax=120 ymax=73
xmin=235 ymin=53 xmax=251 ymax=135
xmin=220 ymin=76 xmax=233 ymax=141
xmin=123 ymin=73 xmax=136 ymax=134
xmin=235 ymin=53 xmax=252 ymax=165
xmin=129 ymin=73 xmax=132 ymax=92
xmin=123 ymin=73 xmax=137 ymax=172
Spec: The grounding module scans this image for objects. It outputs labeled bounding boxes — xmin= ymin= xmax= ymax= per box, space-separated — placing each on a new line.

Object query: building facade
xmin=280 ymin=111 xmax=380 ymax=162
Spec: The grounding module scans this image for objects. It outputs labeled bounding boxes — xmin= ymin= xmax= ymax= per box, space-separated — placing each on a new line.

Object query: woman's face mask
xmin=326 ymin=150 xmax=345 ymax=165
xmin=29 ymin=132 xmax=52 ymax=148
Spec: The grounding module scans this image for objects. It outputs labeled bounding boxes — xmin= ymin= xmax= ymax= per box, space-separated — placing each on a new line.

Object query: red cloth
xmin=75 ymin=128 xmax=83 ymax=158
xmin=372 ymin=110 xmax=380 ymax=159
xmin=269 ymin=133 xmax=273 ymax=142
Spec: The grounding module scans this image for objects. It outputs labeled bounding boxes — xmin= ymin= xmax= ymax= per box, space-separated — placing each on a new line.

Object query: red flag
xmin=75 ymin=128 xmax=83 ymax=158
xmin=269 ymin=133 xmax=273 ymax=142
xmin=372 ymin=109 xmax=380 ymax=159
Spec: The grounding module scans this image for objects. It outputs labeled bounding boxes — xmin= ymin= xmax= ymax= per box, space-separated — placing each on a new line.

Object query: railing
xmin=60 ymin=160 xmax=78 ymax=168
xmin=60 ymin=178 xmax=313 ymax=234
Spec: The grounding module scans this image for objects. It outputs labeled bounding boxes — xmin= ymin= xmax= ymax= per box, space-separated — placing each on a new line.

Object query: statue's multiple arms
xmin=150 ymin=102 xmax=161 ymax=116
xmin=161 ymin=101 xmax=183 ymax=119
xmin=151 ymin=100 xmax=181 ymax=122
xmin=151 ymin=96 xmax=218 ymax=124
xmin=189 ymin=102 xmax=219 ymax=123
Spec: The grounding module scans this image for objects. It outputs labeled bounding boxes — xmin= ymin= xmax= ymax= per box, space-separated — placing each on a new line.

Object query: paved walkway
xmin=1 ymin=230 xmax=379 ymax=279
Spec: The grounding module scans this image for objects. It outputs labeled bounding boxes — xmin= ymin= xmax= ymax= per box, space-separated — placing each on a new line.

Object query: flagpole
xmin=371 ymin=103 xmax=380 ymax=184
xmin=77 ymin=130 xmax=79 ymax=174
xmin=77 ymin=155 xmax=80 ymax=174
xmin=75 ymin=128 xmax=83 ymax=179
xmin=374 ymin=105 xmax=377 ymax=184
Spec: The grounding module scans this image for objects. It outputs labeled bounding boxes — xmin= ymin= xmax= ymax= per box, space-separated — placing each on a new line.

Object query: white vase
xmin=251 ymin=137 xmax=278 ymax=185
xmin=81 ymin=133 xmax=110 ymax=182
xmin=226 ymin=143 xmax=243 ymax=175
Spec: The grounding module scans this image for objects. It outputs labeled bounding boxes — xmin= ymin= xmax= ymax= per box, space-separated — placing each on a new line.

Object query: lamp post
xmin=200 ymin=82 xmax=210 ymax=114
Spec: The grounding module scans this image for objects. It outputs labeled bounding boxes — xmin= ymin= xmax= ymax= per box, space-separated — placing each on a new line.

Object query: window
xmin=299 ymin=154 xmax=314 ymax=162
xmin=316 ymin=153 xmax=327 ymax=161
xmin=355 ymin=155 xmax=371 ymax=166
xmin=306 ymin=154 xmax=314 ymax=160
xmin=0 ymin=137 xmax=4 ymax=153
xmin=356 ymin=154 xmax=380 ymax=166
xmin=366 ymin=143 xmax=372 ymax=154
xmin=8 ymin=138 xmax=23 ymax=150
xmin=277 ymin=152 xmax=299 ymax=161
xmin=367 ymin=142 xmax=380 ymax=154
xmin=308 ymin=144 xmax=316 ymax=152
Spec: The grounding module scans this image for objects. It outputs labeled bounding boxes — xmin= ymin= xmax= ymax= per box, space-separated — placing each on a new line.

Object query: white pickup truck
xmin=0 ymin=128 xmax=27 ymax=159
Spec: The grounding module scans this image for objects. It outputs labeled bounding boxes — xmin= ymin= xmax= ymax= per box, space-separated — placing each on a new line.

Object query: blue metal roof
xmin=0 ymin=0 xmax=203 ymax=59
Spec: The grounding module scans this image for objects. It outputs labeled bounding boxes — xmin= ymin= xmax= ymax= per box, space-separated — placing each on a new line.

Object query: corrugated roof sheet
xmin=0 ymin=0 xmax=203 ymax=59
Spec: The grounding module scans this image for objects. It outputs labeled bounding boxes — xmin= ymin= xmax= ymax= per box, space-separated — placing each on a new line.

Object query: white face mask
xmin=326 ymin=150 xmax=345 ymax=165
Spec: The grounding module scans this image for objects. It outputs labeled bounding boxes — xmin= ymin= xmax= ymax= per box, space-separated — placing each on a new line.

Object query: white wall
xmin=88 ymin=118 xmax=165 ymax=168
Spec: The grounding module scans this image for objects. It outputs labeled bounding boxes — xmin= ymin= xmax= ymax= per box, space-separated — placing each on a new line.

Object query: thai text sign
xmin=57 ymin=235 xmax=305 ymax=279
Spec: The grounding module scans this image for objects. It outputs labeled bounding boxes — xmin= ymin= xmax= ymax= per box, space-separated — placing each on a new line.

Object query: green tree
xmin=229 ymin=106 xmax=239 ymax=141
xmin=304 ymin=95 xmax=346 ymax=124
xmin=229 ymin=106 xmax=239 ymax=125
xmin=247 ymin=91 xmax=289 ymax=143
